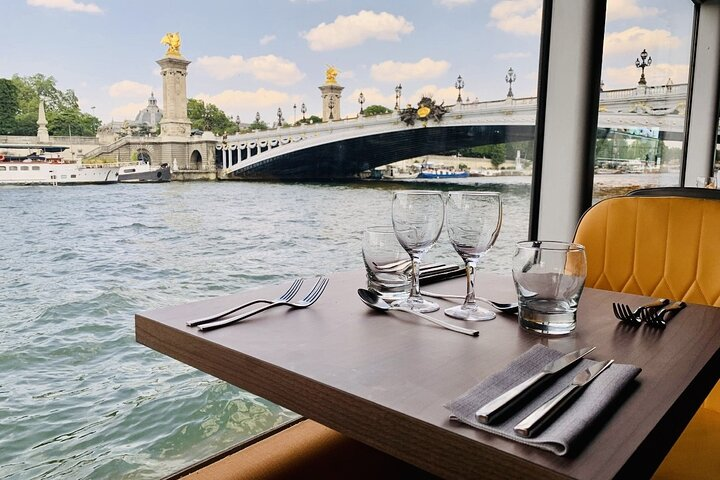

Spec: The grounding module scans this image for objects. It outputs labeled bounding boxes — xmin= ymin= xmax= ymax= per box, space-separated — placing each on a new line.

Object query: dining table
xmin=135 ymin=270 xmax=720 ymax=479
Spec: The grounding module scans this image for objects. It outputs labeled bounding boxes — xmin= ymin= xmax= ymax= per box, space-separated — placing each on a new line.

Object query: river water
xmin=0 ymin=173 xmax=675 ymax=479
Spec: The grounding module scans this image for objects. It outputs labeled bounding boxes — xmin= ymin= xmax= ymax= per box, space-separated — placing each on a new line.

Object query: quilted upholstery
xmin=575 ymin=196 xmax=720 ymax=306
xmin=574 ymin=195 xmax=720 ymax=479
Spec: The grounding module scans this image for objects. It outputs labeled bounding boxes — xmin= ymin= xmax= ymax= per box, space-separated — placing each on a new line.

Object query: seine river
xmin=0 ymin=173 xmax=674 ymax=479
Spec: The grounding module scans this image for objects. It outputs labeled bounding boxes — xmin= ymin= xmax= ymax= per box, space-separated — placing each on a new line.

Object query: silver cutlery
xmin=640 ymin=301 xmax=687 ymax=328
xmin=420 ymin=290 xmax=519 ymax=314
xmin=197 ymin=277 xmax=329 ymax=332
xmin=514 ymin=359 xmax=614 ymax=438
xmin=357 ymin=288 xmax=479 ymax=337
xmin=186 ymin=279 xmax=304 ymax=327
xmin=612 ymin=298 xmax=669 ymax=325
xmin=475 ymin=346 xmax=596 ymax=424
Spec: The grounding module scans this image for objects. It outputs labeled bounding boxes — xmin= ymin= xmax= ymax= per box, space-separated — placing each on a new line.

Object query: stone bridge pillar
xmin=157 ymin=55 xmax=192 ymax=138
xmin=319 ymin=67 xmax=343 ymax=122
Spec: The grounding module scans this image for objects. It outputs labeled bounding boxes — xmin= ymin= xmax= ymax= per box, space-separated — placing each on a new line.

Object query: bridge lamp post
xmin=328 ymin=96 xmax=335 ymax=120
xmin=301 ymin=103 xmax=307 ymax=121
xmin=255 ymin=112 xmax=261 ymax=125
xmin=277 ymin=108 xmax=283 ymax=127
xmin=358 ymin=92 xmax=365 ymax=115
xmin=394 ymin=84 xmax=402 ymax=110
xmin=293 ymin=104 xmax=297 ymax=124
xmin=505 ymin=68 xmax=516 ymax=98
xmin=635 ymin=49 xmax=652 ymax=86
xmin=455 ymin=75 xmax=464 ymax=103
xmin=235 ymin=115 xmax=241 ymax=131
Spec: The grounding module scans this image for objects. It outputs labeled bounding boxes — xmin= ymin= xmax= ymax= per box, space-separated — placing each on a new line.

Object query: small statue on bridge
xmin=399 ymin=96 xmax=449 ymax=126
xmin=325 ymin=65 xmax=339 ymax=85
xmin=161 ymin=32 xmax=182 ymax=57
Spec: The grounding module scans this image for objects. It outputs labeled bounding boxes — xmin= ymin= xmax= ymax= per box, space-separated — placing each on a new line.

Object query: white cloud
xmin=27 ymin=0 xmax=102 ymax=14
xmin=108 ymin=80 xmax=152 ymax=98
xmin=409 ymin=85 xmax=474 ymax=106
xmin=110 ymin=102 xmax=146 ymax=121
xmin=604 ymin=27 xmax=681 ymax=56
xmin=196 ymin=54 xmax=304 ymax=86
xmin=490 ymin=0 xmax=541 ymax=36
xmin=494 ymin=51 xmax=531 ymax=60
xmin=303 ymin=10 xmax=414 ymax=51
xmin=194 ymin=88 xmax=300 ymax=114
xmin=436 ymin=0 xmax=475 ymax=8
xmin=603 ymin=63 xmax=689 ymax=89
xmin=259 ymin=34 xmax=276 ymax=45
xmin=348 ymin=88 xmax=396 ymax=109
xmin=606 ymin=0 xmax=660 ymax=21
xmin=370 ymin=58 xmax=450 ymax=83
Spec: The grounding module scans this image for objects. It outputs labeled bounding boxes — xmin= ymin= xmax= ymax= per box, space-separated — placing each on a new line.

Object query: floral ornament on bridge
xmin=399 ymin=97 xmax=449 ymax=126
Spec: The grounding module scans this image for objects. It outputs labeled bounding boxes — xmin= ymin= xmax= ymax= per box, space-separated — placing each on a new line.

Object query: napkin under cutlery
xmin=444 ymin=345 xmax=641 ymax=455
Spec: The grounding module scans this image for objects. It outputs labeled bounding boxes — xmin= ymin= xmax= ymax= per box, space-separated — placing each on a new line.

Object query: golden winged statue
xmin=325 ymin=65 xmax=339 ymax=85
xmin=161 ymin=32 xmax=182 ymax=57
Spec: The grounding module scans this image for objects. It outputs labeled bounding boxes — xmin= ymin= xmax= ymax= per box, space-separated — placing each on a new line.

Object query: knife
xmin=514 ymin=359 xmax=614 ymax=438
xmin=475 ymin=346 xmax=596 ymax=424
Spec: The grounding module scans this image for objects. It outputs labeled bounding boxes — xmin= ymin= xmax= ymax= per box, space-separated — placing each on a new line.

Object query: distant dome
xmin=135 ymin=92 xmax=163 ymax=127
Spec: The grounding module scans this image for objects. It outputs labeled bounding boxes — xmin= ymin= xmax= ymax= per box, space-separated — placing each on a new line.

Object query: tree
xmin=363 ymin=105 xmax=392 ymax=116
xmin=295 ymin=115 xmax=322 ymax=126
xmin=2 ymin=74 xmax=97 ymax=135
xmin=0 ymin=79 xmax=19 ymax=134
xmin=187 ymin=98 xmax=238 ymax=135
xmin=247 ymin=119 xmax=269 ymax=131
xmin=47 ymin=109 xmax=101 ymax=137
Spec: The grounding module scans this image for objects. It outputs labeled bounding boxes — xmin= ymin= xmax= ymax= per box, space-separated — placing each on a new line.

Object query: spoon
xmin=419 ymin=290 xmax=519 ymax=314
xmin=357 ymin=289 xmax=479 ymax=337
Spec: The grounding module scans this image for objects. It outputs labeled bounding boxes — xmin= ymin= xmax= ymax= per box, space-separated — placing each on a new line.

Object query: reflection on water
xmin=0 ymin=173 xmax=673 ymax=478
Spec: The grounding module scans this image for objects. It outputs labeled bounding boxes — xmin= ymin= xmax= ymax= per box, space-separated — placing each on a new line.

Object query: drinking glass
xmin=391 ymin=191 xmax=445 ymax=313
xmin=512 ymin=241 xmax=587 ymax=335
xmin=444 ymin=192 xmax=502 ymax=321
xmin=362 ymin=226 xmax=412 ymax=302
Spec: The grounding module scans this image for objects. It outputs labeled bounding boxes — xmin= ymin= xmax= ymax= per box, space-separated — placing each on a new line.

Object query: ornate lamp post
xmin=255 ymin=112 xmax=261 ymax=124
xmin=455 ymin=75 xmax=464 ymax=103
xmin=394 ymin=83 xmax=402 ymax=110
xmin=358 ymin=92 xmax=365 ymax=115
xmin=293 ymin=103 xmax=297 ymax=124
xmin=277 ymin=107 xmax=284 ymax=127
xmin=235 ymin=115 xmax=241 ymax=131
xmin=328 ymin=96 xmax=335 ymax=120
xmin=635 ymin=49 xmax=652 ymax=86
xmin=505 ymin=67 xmax=516 ymax=98
xmin=301 ymin=103 xmax=307 ymax=121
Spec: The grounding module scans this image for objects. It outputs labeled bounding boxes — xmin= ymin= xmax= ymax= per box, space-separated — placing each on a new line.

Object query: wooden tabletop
xmin=135 ymin=271 xmax=720 ymax=480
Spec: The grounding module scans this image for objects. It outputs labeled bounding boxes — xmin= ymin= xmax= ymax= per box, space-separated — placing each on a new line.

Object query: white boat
xmin=0 ymin=158 xmax=119 ymax=186
xmin=118 ymin=162 xmax=171 ymax=183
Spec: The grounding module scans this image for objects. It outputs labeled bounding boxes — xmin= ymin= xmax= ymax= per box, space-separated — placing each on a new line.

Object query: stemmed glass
xmin=445 ymin=192 xmax=502 ymax=321
xmin=391 ymin=191 xmax=445 ymax=313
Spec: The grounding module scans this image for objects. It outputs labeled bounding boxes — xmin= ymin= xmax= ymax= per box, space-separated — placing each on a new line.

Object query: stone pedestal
xmin=319 ymin=84 xmax=344 ymax=122
xmin=157 ymin=56 xmax=192 ymax=137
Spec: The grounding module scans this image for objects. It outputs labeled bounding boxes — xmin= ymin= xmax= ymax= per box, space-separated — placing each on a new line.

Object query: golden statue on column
xmin=161 ymin=32 xmax=182 ymax=57
xmin=325 ymin=65 xmax=339 ymax=85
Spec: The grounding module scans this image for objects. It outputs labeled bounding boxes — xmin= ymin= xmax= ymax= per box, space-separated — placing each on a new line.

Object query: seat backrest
xmin=573 ymin=190 xmax=720 ymax=307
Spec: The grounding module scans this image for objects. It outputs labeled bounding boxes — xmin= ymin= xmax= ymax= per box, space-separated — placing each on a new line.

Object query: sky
xmin=0 ymin=0 xmax=694 ymax=126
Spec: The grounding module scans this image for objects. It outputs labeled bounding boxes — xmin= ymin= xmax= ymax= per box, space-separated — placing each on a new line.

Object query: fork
xmin=613 ymin=298 xmax=669 ymax=325
xmin=640 ymin=301 xmax=687 ymax=328
xmin=197 ymin=277 xmax=329 ymax=332
xmin=186 ymin=279 xmax=304 ymax=327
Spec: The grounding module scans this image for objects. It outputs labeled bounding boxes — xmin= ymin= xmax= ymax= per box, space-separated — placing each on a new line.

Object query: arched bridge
xmin=217 ymin=84 xmax=691 ymax=180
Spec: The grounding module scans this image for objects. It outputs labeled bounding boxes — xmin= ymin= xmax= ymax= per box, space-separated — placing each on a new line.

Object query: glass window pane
xmin=593 ymin=0 xmax=694 ymax=202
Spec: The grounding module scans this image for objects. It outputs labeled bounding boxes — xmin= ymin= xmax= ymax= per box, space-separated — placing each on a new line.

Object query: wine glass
xmin=444 ymin=192 xmax=502 ymax=321
xmin=391 ymin=191 xmax=445 ymax=313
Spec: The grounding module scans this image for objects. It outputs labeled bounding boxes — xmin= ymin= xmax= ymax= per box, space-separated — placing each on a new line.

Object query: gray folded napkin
xmin=445 ymin=344 xmax=641 ymax=456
